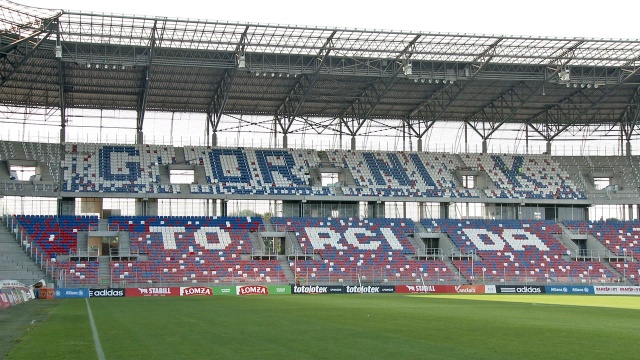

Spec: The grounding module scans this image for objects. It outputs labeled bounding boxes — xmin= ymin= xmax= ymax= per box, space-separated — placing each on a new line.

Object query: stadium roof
xmin=1 ymin=0 xmax=640 ymax=142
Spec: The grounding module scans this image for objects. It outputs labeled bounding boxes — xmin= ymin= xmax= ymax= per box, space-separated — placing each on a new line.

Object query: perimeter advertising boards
xmin=89 ymin=288 xmax=125 ymax=297
xmin=291 ymin=285 xmax=345 ymax=294
xmin=395 ymin=285 xmax=485 ymax=294
xmin=212 ymin=286 xmax=235 ymax=295
xmin=495 ymin=285 xmax=546 ymax=294
xmin=125 ymin=287 xmax=180 ymax=297
xmin=344 ymin=285 xmax=395 ymax=294
xmin=180 ymin=287 xmax=213 ymax=296
xmin=593 ymin=286 xmax=640 ymax=295
xmin=237 ymin=285 xmax=269 ymax=295
xmin=545 ymin=286 xmax=593 ymax=295
xmin=54 ymin=288 xmax=89 ymax=299
xmin=268 ymin=285 xmax=292 ymax=295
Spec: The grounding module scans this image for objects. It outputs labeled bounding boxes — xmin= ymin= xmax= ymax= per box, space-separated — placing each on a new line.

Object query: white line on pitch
xmin=85 ymin=298 xmax=106 ymax=360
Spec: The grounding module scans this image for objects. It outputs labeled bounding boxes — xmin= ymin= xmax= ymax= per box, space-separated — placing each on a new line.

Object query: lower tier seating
xmin=423 ymin=219 xmax=614 ymax=283
xmin=272 ymin=217 xmax=458 ymax=283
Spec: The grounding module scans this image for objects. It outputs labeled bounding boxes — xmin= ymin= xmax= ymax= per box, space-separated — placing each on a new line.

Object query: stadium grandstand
xmin=1 ymin=0 xmax=640 ymax=288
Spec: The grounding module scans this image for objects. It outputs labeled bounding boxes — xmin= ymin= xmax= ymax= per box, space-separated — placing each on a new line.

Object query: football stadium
xmin=1 ymin=0 xmax=640 ymax=359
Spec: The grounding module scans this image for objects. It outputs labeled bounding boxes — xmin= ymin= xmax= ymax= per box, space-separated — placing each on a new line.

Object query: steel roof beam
xmin=619 ymin=85 xmax=640 ymax=142
xmin=136 ymin=19 xmax=160 ymax=133
xmin=0 ymin=31 xmax=53 ymax=88
xmin=338 ymin=35 xmax=422 ymax=137
xmin=473 ymin=62 xmax=593 ymax=140
xmin=56 ymin=11 xmax=640 ymax=66
xmin=55 ymin=20 xmax=66 ymax=143
xmin=275 ymin=31 xmax=336 ymax=125
xmin=206 ymin=26 xmax=249 ymax=132
xmin=405 ymin=38 xmax=503 ymax=128
xmin=548 ymin=75 xmax=640 ymax=141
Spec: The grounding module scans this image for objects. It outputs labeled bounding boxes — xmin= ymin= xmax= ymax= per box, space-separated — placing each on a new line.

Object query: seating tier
xmin=565 ymin=221 xmax=640 ymax=260
xmin=185 ymin=147 xmax=333 ymax=196
xmin=62 ymin=143 xmax=179 ymax=193
xmin=272 ymin=217 xmax=457 ymax=283
xmin=423 ymin=219 xmax=613 ymax=283
xmin=109 ymin=216 xmax=287 ymax=284
xmin=460 ymin=153 xmax=585 ymax=199
xmin=329 ymin=150 xmax=478 ymax=198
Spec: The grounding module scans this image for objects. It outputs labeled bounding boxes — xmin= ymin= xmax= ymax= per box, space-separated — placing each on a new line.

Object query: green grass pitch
xmin=7 ymin=294 xmax=640 ymax=360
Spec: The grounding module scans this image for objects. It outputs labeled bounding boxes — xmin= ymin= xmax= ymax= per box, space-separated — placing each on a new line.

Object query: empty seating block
xmin=62 ymin=143 xmax=178 ymax=193
xmin=15 ymin=215 xmax=98 ymax=257
xmin=423 ymin=219 xmax=613 ymax=283
xmin=185 ymin=147 xmax=334 ymax=196
xmin=109 ymin=216 xmax=287 ymax=284
xmin=565 ymin=221 xmax=640 ymax=260
xmin=566 ymin=220 xmax=640 ymax=284
xmin=56 ymin=261 xmax=99 ymax=285
xmin=271 ymin=217 xmax=457 ymax=283
xmin=609 ymin=262 xmax=640 ymax=285
xmin=460 ymin=153 xmax=585 ymax=199
xmin=329 ymin=150 xmax=478 ymax=198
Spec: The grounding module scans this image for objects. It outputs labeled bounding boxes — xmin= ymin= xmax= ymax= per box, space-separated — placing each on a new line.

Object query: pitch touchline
xmin=85 ymin=299 xmax=106 ymax=360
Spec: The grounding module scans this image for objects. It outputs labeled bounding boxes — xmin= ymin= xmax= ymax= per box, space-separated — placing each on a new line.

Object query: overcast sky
xmin=18 ymin=0 xmax=640 ymax=39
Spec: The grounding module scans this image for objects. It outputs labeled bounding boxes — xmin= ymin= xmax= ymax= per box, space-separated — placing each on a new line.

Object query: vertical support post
xmin=481 ymin=140 xmax=487 ymax=154
xmin=350 ymin=136 xmax=356 ymax=151
xmin=417 ymin=137 xmax=422 ymax=152
xmin=464 ymin=122 xmax=468 ymax=153
xmin=283 ymin=134 xmax=288 ymax=149
xmin=546 ymin=141 xmax=552 ymax=155
xmin=439 ymin=203 xmax=449 ymax=219
xmin=626 ymin=140 xmax=632 ymax=157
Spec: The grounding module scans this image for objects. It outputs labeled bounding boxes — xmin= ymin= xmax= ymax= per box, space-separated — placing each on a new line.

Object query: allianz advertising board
xmin=54 ymin=288 xmax=89 ymax=299
xmin=545 ymin=286 xmax=594 ymax=295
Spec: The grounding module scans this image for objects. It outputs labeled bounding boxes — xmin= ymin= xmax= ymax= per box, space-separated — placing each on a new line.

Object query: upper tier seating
xmin=423 ymin=219 xmax=613 ymax=283
xmin=62 ymin=143 xmax=179 ymax=193
xmin=271 ymin=217 xmax=457 ymax=283
xmin=460 ymin=153 xmax=585 ymax=199
xmin=23 ymin=142 xmax=61 ymax=182
xmin=15 ymin=215 xmax=98 ymax=257
xmin=185 ymin=147 xmax=333 ymax=196
xmin=564 ymin=221 xmax=640 ymax=260
xmin=328 ymin=150 xmax=478 ymax=198
xmin=109 ymin=216 xmax=287 ymax=284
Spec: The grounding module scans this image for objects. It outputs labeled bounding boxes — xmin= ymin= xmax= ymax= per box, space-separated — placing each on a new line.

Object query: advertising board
xmin=545 ymin=286 xmax=593 ymax=295
xmin=180 ymin=287 xmax=213 ymax=296
xmin=395 ymin=285 xmax=447 ymax=294
xmin=291 ymin=285 xmax=344 ymax=294
xmin=267 ymin=286 xmax=291 ymax=295
xmin=89 ymin=288 xmax=125 ymax=297
xmin=54 ymin=288 xmax=89 ymax=299
xmin=395 ymin=285 xmax=486 ymax=294
xmin=212 ymin=286 xmax=235 ymax=295
xmin=125 ymin=287 xmax=180 ymax=297
xmin=495 ymin=285 xmax=546 ymax=294
xmin=593 ymin=286 xmax=640 ymax=295
xmin=344 ymin=285 xmax=395 ymax=294
xmin=237 ymin=285 xmax=269 ymax=295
